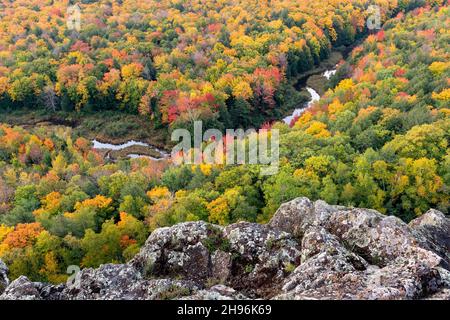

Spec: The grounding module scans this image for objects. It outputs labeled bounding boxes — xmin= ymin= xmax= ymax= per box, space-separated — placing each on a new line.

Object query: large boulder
xmin=0 ymin=259 xmax=9 ymax=295
xmin=130 ymin=221 xmax=213 ymax=282
xmin=222 ymin=222 xmax=301 ymax=297
xmin=1 ymin=197 xmax=449 ymax=300
xmin=182 ymin=285 xmax=249 ymax=300
xmin=409 ymin=209 xmax=450 ymax=268
xmin=268 ymin=197 xmax=344 ymax=238
xmin=130 ymin=220 xmax=301 ymax=298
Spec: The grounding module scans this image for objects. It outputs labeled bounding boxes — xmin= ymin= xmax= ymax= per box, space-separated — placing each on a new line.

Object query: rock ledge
xmin=1 ymin=198 xmax=449 ymax=300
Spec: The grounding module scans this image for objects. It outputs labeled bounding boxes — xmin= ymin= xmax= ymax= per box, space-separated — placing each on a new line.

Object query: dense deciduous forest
xmin=0 ymin=0 xmax=445 ymax=130
xmin=0 ymin=1 xmax=448 ymax=283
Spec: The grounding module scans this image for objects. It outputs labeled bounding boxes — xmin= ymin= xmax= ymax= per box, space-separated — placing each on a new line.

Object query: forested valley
xmin=0 ymin=1 xmax=448 ymax=283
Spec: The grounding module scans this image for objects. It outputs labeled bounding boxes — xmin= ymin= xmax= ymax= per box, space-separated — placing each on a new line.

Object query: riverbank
xmin=92 ymin=139 xmax=170 ymax=161
xmin=291 ymin=50 xmax=343 ymax=91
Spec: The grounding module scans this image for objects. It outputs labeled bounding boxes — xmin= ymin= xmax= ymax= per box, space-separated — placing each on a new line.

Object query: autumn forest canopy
xmin=0 ymin=0 xmax=448 ymax=283
xmin=0 ymin=0 xmax=445 ymax=130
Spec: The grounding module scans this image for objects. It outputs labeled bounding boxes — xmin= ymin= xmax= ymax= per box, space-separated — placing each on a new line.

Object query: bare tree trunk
xmin=42 ymin=85 xmax=58 ymax=112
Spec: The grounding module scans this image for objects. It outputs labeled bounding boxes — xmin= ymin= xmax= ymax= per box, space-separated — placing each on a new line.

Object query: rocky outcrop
xmin=129 ymin=221 xmax=301 ymax=298
xmin=62 ymin=264 xmax=200 ymax=300
xmin=1 ymin=197 xmax=449 ymax=300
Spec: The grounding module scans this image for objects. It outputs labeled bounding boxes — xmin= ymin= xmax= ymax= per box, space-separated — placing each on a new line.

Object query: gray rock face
xmin=0 ymin=259 xmax=8 ymax=295
xmin=272 ymin=201 xmax=448 ymax=300
xmin=129 ymin=221 xmax=301 ymax=298
xmin=182 ymin=285 xmax=249 ymax=300
xmin=0 ymin=276 xmax=65 ymax=300
xmin=1 ymin=197 xmax=449 ymax=300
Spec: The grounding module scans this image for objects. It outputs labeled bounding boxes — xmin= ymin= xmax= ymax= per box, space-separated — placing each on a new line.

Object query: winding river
xmin=92 ymin=139 xmax=150 ymax=151
xmin=323 ymin=68 xmax=337 ymax=80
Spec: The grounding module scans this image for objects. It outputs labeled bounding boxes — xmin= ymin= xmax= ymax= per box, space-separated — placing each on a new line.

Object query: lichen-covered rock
xmin=426 ymin=289 xmax=450 ymax=300
xmin=63 ymin=263 xmax=199 ymax=300
xmin=223 ymin=222 xmax=302 ymax=297
xmin=324 ymin=209 xmax=442 ymax=268
xmin=1 ymin=197 xmax=449 ymax=300
xmin=0 ymin=276 xmax=42 ymax=300
xmin=64 ymin=264 xmax=144 ymax=300
xmin=274 ymin=205 xmax=446 ymax=300
xmin=211 ymin=250 xmax=232 ymax=283
xmin=130 ymin=221 xmax=214 ymax=281
xmin=182 ymin=285 xmax=249 ymax=300
xmin=268 ymin=198 xmax=345 ymax=239
xmin=278 ymin=226 xmax=368 ymax=300
xmin=0 ymin=259 xmax=8 ymax=295
xmin=0 ymin=276 xmax=65 ymax=300
xmin=130 ymin=220 xmax=301 ymax=298
xmin=409 ymin=209 xmax=450 ymax=268
xmin=356 ymin=257 xmax=442 ymax=299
